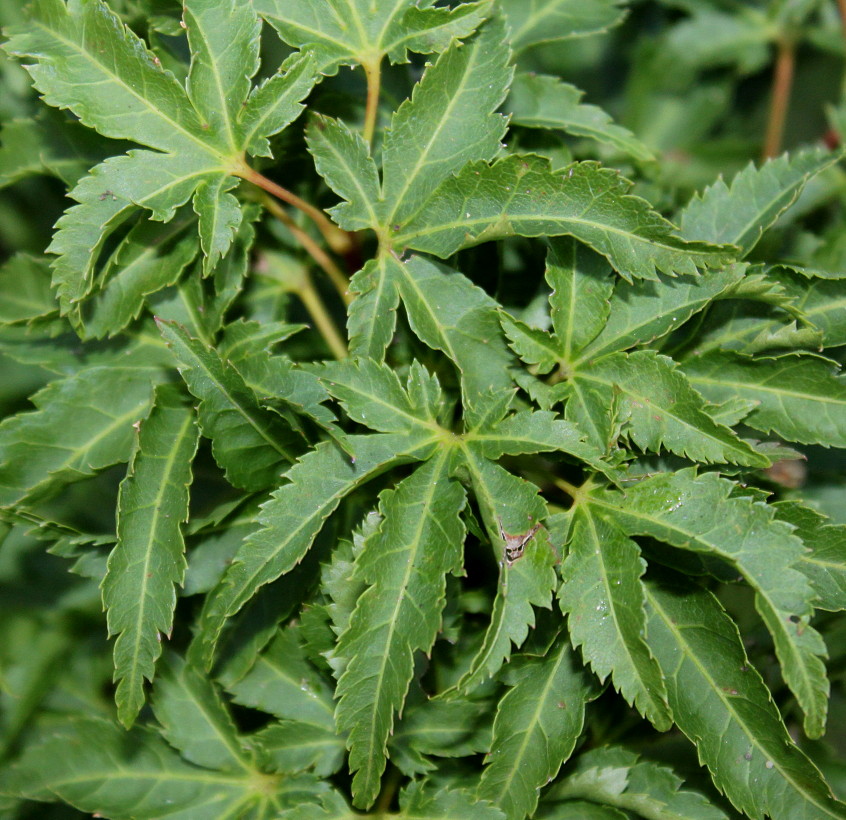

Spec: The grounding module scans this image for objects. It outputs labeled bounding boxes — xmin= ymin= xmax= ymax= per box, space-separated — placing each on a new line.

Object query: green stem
xmin=297 ymin=273 xmax=349 ymax=360
xmin=260 ymin=194 xmax=352 ymax=306
xmin=363 ymin=57 xmax=382 ymax=147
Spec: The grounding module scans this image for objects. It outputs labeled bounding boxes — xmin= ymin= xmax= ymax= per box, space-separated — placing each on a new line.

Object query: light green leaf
xmin=679 ymin=148 xmax=842 ymax=257
xmin=774 ymin=502 xmax=846 ymax=612
xmin=102 ymin=387 xmax=199 ymax=728
xmin=595 ymin=470 xmax=829 ymax=738
xmin=536 ymin=802 xmax=627 ymax=820
xmin=255 ymin=0 xmax=491 ymax=73
xmin=152 ymin=654 xmax=251 ymax=772
xmin=644 ymin=576 xmax=846 ymax=820
xmin=579 ymin=265 xmax=746 ymax=361
xmin=501 ymin=0 xmax=627 ymax=51
xmin=252 ymin=720 xmax=345 ymax=777
xmin=395 ymin=156 xmax=734 ymax=281
xmin=0 ymin=364 xmax=158 ymax=508
xmin=549 ymin=746 xmax=730 ymax=820
xmin=192 ymin=432 xmax=437 ymax=668
xmin=508 ymin=73 xmax=653 ymax=162
xmin=347 ymin=254 xmax=402 ymax=361
xmin=682 ymin=352 xmax=846 ymax=449
xmin=315 ymin=358 xmax=441 ymax=435
xmin=380 ymin=17 xmax=511 ymax=226
xmin=336 ymin=454 xmax=467 ymax=808
xmin=0 ymin=253 xmax=57 ymax=325
xmin=182 ymin=0 xmax=260 ymax=153
xmin=569 ymin=351 xmax=768 ymax=466
xmin=559 ymin=507 xmax=672 ymax=729
xmin=454 ymin=450 xmax=557 ymax=693
xmin=4 ymin=0 xmax=318 ymax=313
xmin=478 ymin=639 xmax=598 ymax=820
xmin=306 ymin=114 xmax=381 ymax=232
xmin=158 ymin=320 xmax=304 ymax=490
xmin=274 ymin=791 xmax=357 ymax=820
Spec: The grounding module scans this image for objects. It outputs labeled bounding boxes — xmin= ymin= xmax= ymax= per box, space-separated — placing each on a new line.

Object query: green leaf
xmin=453 ymin=450 xmax=557 ymax=693
xmin=0 ymin=253 xmax=57 ymax=325
xmin=547 ymin=238 xmax=615 ymax=363
xmin=380 ymin=17 xmax=511 ymax=226
xmin=158 ymin=319 xmax=304 ymax=490
xmin=508 ymin=73 xmax=653 ymax=162
xmin=478 ymin=639 xmax=598 ymax=820
xmin=255 ymin=0 xmax=492 ymax=73
xmin=578 ymin=265 xmax=746 ymax=361
xmin=549 ymin=746 xmax=730 ymax=820
xmin=394 ymin=156 xmax=735 ymax=280
xmin=775 ymin=502 xmax=846 ymax=612
xmin=192 ymin=432 xmax=437 ymax=668
xmin=152 ymin=654 xmax=251 ymax=772
xmin=559 ymin=507 xmax=672 ymax=729
xmin=568 ymin=351 xmax=769 ymax=467
xmin=306 ymin=114 xmax=382 ymax=232
xmin=678 ymin=148 xmax=842 ymax=257
xmin=682 ymin=352 xmax=846 ymax=449
xmin=644 ymin=576 xmax=846 ymax=820
xmin=399 ymin=781 xmax=506 ymax=820
xmin=101 ymin=387 xmax=199 ymax=728
xmin=82 ymin=212 xmax=199 ymax=339
xmin=336 ymin=454 xmax=467 ymax=808
xmin=315 ymin=358 xmax=441 ymax=435
xmin=501 ymin=0 xmax=627 ymax=51
xmin=595 ymin=470 xmax=829 ymax=739
xmin=0 ymin=716 xmax=308 ymax=819
xmin=0 ymin=364 xmax=158 ymax=508
xmin=349 ymin=254 xmax=514 ymax=397
xmin=4 ymin=0 xmax=318 ymax=313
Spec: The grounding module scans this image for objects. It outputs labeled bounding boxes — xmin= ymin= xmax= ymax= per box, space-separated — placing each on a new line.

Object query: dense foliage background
xmin=2 ymin=1 xmax=846 ymax=818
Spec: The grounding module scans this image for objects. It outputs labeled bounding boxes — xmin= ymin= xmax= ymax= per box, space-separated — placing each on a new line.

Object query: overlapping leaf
xmin=644 ymin=576 xmax=846 ymax=820
xmin=501 ymin=0 xmax=627 ymax=51
xmin=4 ymin=0 xmax=318 ymax=316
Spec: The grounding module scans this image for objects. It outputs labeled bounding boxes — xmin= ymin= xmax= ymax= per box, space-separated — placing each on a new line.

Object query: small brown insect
xmin=498 ymin=518 xmax=541 ymax=566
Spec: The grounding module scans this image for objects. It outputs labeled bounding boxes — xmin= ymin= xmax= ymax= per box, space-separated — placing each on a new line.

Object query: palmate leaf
xmin=4 ymin=0 xmax=318 ymax=315
xmin=393 ymin=156 xmax=734 ymax=281
xmin=548 ymin=746 xmax=729 ymax=820
xmin=306 ymin=14 xmax=511 ymax=233
xmin=0 ymin=716 xmax=330 ymax=819
xmin=644 ymin=576 xmax=846 ymax=820
xmin=478 ymin=638 xmax=598 ymax=820
xmin=0 ymin=363 xmax=160 ymax=508
xmin=593 ymin=469 xmax=829 ymax=738
xmin=101 ymin=386 xmax=199 ymax=728
xmin=558 ymin=507 xmax=672 ymax=730
xmin=256 ymin=0 xmax=491 ymax=73
xmin=335 ymin=453 xmax=467 ymax=808
xmin=501 ymin=0 xmax=627 ymax=51
xmin=508 ymin=73 xmax=653 ymax=162
xmin=678 ymin=147 xmax=843 ymax=257
xmin=158 ymin=320 xmax=305 ymax=491
xmin=192 ymin=431 xmax=438 ymax=668
xmin=566 ymin=351 xmax=769 ymax=467
xmin=682 ymin=352 xmax=846 ymax=449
